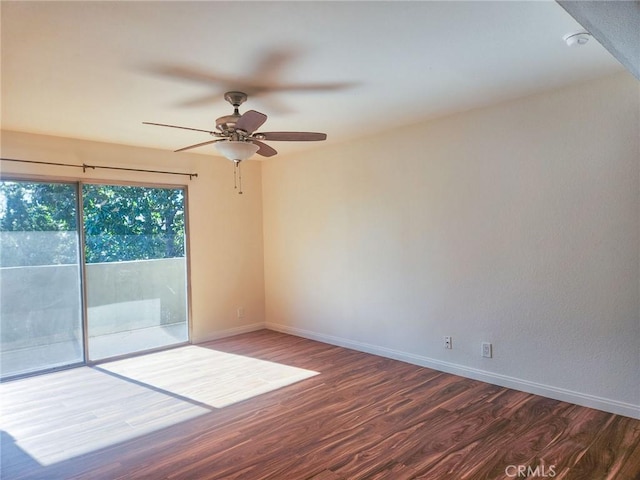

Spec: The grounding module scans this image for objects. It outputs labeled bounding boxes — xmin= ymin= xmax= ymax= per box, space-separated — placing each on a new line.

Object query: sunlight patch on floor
xmin=99 ymin=345 xmax=320 ymax=408
xmin=0 ymin=346 xmax=319 ymax=466
xmin=0 ymin=367 xmax=209 ymax=466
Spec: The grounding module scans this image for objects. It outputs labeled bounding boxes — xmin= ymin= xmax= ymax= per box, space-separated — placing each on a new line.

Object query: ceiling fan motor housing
xmin=216 ymin=114 xmax=242 ymax=133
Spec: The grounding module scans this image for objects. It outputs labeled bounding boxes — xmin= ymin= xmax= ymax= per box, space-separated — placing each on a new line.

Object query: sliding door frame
xmin=0 ymin=175 xmax=86 ymax=380
xmin=0 ymin=173 xmax=193 ymax=378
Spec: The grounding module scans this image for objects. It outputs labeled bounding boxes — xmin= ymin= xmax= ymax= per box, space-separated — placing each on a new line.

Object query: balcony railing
xmin=0 ymin=258 xmax=188 ymax=378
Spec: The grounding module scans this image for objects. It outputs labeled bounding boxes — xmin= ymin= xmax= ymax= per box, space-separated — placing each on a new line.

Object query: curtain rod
xmin=0 ymin=158 xmax=198 ymax=180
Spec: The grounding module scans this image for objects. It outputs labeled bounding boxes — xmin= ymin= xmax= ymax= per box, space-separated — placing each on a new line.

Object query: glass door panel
xmin=83 ymin=184 xmax=188 ymax=361
xmin=0 ymin=181 xmax=84 ymax=378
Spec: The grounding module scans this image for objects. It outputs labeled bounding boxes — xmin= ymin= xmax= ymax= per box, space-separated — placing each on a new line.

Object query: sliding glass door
xmin=0 ymin=180 xmax=189 ymax=378
xmin=0 ymin=181 xmax=84 ymax=378
xmin=83 ymin=184 xmax=188 ymax=361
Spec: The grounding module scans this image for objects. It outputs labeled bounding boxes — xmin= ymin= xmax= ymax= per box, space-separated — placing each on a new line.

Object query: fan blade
xmin=235 ymin=110 xmax=267 ymax=135
xmin=143 ymin=122 xmax=216 ymax=135
xmin=175 ymin=139 xmax=222 ymax=153
xmin=257 ymin=132 xmax=327 ymax=141
xmin=251 ymin=140 xmax=278 ymax=158
xmin=175 ymin=93 xmax=225 ymax=108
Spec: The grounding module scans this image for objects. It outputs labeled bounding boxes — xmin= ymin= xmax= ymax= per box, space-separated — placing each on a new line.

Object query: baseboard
xmin=194 ymin=322 xmax=266 ymax=344
xmin=266 ymin=322 xmax=640 ymax=419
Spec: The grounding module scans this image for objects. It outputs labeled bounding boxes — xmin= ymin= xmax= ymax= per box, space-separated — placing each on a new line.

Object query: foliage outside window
xmin=82 ymin=184 xmax=185 ymax=263
xmin=0 ymin=182 xmax=185 ymax=266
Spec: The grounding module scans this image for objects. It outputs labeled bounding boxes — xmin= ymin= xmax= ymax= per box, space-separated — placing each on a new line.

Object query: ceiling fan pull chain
xmin=234 ymin=160 xmax=243 ymax=194
xmin=234 ymin=160 xmax=238 ymax=190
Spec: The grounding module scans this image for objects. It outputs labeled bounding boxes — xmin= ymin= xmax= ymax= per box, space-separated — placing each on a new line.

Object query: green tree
xmin=0 ymin=181 xmax=185 ymax=266
xmin=82 ymin=184 xmax=185 ymax=263
xmin=0 ymin=182 xmax=76 ymax=232
xmin=0 ymin=182 xmax=78 ymax=266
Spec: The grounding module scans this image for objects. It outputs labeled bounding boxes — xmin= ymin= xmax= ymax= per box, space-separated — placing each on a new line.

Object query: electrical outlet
xmin=444 ymin=336 xmax=452 ymax=349
xmin=237 ymin=307 xmax=244 ymax=319
xmin=482 ymin=342 xmax=492 ymax=358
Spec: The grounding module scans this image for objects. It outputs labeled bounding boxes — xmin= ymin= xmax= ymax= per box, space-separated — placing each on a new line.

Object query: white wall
xmin=0 ymin=131 xmax=266 ymax=343
xmin=262 ymin=72 xmax=640 ymax=418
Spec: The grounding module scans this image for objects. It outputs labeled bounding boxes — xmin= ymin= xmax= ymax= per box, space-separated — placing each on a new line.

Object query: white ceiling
xmin=1 ymin=1 xmax=624 ymax=159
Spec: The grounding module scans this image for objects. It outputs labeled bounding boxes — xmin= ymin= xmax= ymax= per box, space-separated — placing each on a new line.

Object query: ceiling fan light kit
xmin=215 ymin=141 xmax=259 ymax=162
xmin=144 ymin=91 xmax=327 ymax=194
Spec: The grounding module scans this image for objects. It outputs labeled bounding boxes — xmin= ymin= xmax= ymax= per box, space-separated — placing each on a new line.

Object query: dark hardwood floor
xmin=2 ymin=329 xmax=639 ymax=479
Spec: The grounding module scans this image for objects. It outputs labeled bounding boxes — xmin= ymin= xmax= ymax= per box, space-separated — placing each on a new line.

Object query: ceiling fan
xmin=144 ymin=91 xmax=326 ymax=157
xmin=144 ymin=91 xmax=327 ymax=193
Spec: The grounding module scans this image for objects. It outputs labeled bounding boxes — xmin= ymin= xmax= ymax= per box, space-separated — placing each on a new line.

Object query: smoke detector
xmin=563 ymin=31 xmax=591 ymax=47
